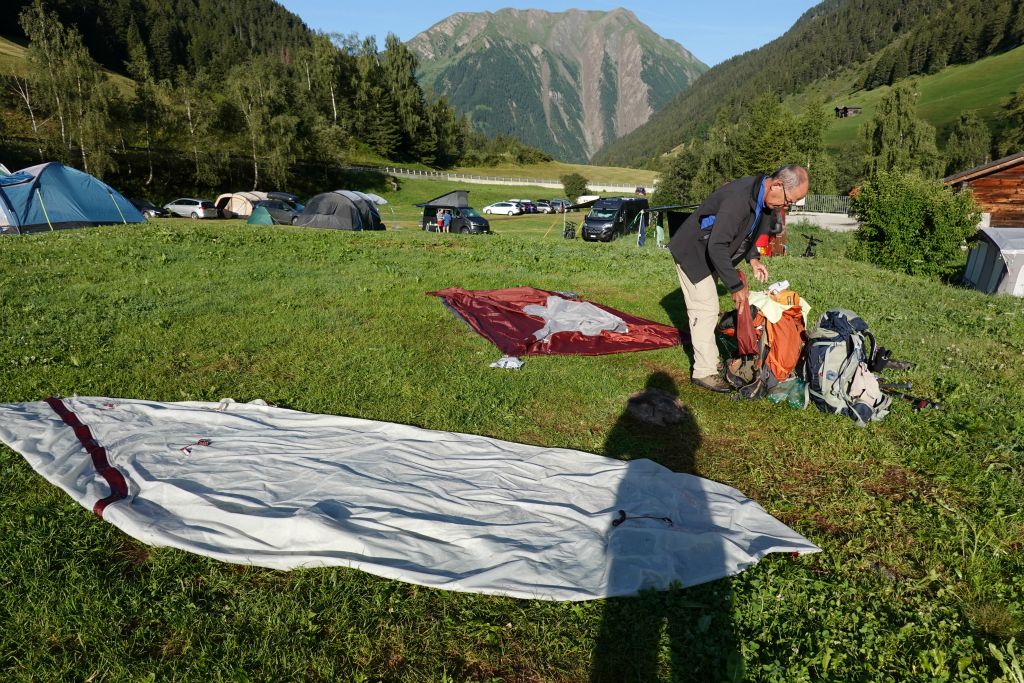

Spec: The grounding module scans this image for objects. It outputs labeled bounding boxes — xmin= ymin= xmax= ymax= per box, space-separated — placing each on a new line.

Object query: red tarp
xmin=429 ymin=286 xmax=682 ymax=357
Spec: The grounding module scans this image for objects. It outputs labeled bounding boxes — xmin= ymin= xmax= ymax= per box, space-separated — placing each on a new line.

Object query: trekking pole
xmin=881 ymin=388 xmax=942 ymax=411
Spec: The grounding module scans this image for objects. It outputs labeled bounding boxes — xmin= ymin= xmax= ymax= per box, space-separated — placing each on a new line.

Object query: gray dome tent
xmin=295 ymin=190 xmax=384 ymax=231
xmin=963 ymin=227 xmax=1024 ymax=297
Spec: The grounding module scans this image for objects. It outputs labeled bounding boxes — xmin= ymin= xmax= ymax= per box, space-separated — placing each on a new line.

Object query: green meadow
xmin=1 ymin=183 xmax=1023 ymax=680
xmin=822 ymin=43 xmax=1024 ymax=149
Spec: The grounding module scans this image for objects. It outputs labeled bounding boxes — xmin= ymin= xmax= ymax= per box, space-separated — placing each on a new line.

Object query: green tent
xmin=247 ymin=205 xmax=275 ymax=225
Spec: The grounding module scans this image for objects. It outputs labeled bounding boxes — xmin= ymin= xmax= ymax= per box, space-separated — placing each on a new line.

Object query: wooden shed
xmin=944 ymin=152 xmax=1024 ymax=227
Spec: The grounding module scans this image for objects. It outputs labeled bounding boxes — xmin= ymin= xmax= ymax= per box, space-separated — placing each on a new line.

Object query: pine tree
xmin=996 ymin=86 xmax=1024 ymax=156
xmin=382 ymin=34 xmax=432 ymax=162
xmin=888 ymin=46 xmax=909 ymax=84
xmin=943 ymin=111 xmax=992 ymax=175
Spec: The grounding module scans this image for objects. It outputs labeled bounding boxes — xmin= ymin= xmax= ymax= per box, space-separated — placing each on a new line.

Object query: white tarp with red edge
xmin=0 ymin=397 xmax=819 ymax=601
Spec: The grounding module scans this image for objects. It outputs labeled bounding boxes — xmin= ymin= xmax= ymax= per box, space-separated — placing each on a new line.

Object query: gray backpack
xmin=804 ymin=309 xmax=891 ymax=426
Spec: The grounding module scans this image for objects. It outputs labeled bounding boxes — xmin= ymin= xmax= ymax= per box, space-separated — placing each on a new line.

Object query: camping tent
xmin=963 ymin=227 xmax=1024 ymax=297
xmin=295 ymin=190 xmax=384 ymax=230
xmin=246 ymin=205 xmax=275 ymax=225
xmin=416 ymin=190 xmax=470 ymax=210
xmin=415 ymin=190 xmax=477 ymax=230
xmin=214 ymin=191 xmax=267 ymax=218
xmin=0 ymin=162 xmax=143 ymax=235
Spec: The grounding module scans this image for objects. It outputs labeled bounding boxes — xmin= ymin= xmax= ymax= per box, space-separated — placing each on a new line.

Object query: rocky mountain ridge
xmin=409 ymin=8 xmax=707 ymax=162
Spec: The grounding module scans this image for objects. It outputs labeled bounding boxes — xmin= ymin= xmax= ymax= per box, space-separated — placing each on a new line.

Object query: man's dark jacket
xmin=668 ymin=175 xmax=775 ymax=293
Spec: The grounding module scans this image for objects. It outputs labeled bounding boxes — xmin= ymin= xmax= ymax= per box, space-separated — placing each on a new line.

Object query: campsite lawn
xmin=1 ymin=204 xmax=1023 ymax=681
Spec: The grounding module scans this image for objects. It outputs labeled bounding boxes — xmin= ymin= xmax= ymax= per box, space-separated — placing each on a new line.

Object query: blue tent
xmin=0 ymin=162 xmax=144 ymax=235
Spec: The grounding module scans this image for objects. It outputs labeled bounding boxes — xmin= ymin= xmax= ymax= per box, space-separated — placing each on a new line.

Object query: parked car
xmin=581 ymin=197 xmax=649 ymax=242
xmin=533 ymin=200 xmax=556 ymax=214
xmin=419 ymin=206 xmax=490 ymax=233
xmin=483 ymin=201 xmax=523 ymax=216
xmin=549 ymin=199 xmax=572 ymax=213
xmin=254 ymin=199 xmax=302 ymax=224
xmin=509 ymin=199 xmax=537 ymax=213
xmin=164 ymin=198 xmax=218 ymax=219
xmin=267 ymin=191 xmax=302 ymax=208
xmin=129 ymin=198 xmax=169 ymax=219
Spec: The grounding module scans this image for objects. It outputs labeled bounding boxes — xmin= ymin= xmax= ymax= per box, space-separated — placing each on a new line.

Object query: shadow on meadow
xmin=590 ymin=371 xmax=742 ymax=682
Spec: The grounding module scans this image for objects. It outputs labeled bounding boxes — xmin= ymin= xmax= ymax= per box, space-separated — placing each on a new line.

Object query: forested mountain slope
xmin=2 ymin=0 xmax=312 ymax=80
xmin=593 ymin=0 xmax=1024 ymax=168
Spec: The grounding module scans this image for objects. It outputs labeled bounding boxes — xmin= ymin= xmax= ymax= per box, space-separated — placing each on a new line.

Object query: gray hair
xmin=771 ymin=164 xmax=808 ymax=189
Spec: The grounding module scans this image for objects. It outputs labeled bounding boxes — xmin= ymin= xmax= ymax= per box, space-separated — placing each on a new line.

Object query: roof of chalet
xmin=943 ymin=151 xmax=1024 ymax=185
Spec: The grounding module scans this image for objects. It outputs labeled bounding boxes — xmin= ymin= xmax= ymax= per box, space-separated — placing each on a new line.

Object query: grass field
xmin=0 ymin=36 xmax=29 ymax=78
xmin=822 ymin=44 xmax=1024 ymax=149
xmin=1 ymin=186 xmax=1023 ymax=680
xmin=450 ymin=161 xmax=658 ymax=187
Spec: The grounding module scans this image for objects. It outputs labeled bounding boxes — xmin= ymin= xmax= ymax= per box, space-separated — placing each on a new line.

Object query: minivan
xmin=419 ymin=206 xmax=491 ymax=234
xmin=581 ymin=197 xmax=649 ymax=242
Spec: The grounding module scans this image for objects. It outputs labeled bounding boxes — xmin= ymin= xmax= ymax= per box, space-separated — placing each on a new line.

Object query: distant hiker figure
xmin=442 ymin=210 xmax=452 ymax=233
xmin=436 ymin=210 xmax=444 ymax=232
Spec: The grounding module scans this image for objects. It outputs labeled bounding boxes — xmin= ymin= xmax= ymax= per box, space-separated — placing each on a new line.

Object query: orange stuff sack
xmin=765 ymin=307 xmax=806 ymax=381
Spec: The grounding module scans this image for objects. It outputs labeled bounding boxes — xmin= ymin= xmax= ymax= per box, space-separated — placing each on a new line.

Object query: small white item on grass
xmin=490 ymin=356 xmax=524 ymax=370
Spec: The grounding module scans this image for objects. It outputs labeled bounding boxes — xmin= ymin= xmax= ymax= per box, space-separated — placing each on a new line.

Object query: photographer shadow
xmin=590 ymin=371 xmax=742 ymax=682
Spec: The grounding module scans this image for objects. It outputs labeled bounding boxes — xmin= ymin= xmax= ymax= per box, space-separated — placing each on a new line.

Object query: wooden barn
xmin=944 ymin=151 xmax=1024 ymax=227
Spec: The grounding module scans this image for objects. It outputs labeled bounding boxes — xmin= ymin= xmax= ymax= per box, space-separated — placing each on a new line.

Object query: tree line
xmin=1 ymin=0 xmax=550 ymax=198
xmin=654 ymin=83 xmax=1024 ymax=206
xmin=593 ymin=0 xmax=1024 ymax=169
xmin=861 ymin=0 xmax=1024 ymax=90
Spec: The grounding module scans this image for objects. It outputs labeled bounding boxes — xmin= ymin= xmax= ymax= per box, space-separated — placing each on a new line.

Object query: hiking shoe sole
xmin=691 ymin=375 xmax=733 ymax=393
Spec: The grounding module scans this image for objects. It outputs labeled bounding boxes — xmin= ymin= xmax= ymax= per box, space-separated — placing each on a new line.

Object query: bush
xmin=850 ymin=171 xmax=979 ymax=277
xmin=561 ymin=173 xmax=589 ymax=202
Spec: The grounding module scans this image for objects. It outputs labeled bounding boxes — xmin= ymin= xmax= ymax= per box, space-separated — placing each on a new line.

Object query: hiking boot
xmin=691 ymin=374 xmax=733 ymax=393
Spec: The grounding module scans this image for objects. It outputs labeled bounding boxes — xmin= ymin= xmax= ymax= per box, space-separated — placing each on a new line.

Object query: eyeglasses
xmin=779 ymin=183 xmax=794 ymax=209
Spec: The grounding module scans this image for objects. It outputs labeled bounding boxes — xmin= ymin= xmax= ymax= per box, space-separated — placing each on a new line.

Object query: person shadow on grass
xmin=590 ymin=371 xmax=742 ymax=682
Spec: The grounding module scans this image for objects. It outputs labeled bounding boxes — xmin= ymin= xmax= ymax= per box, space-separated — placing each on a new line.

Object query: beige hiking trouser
xmin=675 ymin=263 xmax=721 ymax=379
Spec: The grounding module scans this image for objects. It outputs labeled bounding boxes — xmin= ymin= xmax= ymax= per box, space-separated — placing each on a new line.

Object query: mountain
xmin=408 ymin=8 xmax=708 ymax=163
xmin=2 ymin=0 xmax=313 ymax=81
xmin=592 ymin=0 xmax=1024 ymax=168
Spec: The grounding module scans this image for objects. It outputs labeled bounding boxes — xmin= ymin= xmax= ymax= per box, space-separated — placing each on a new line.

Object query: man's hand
xmin=731 ymin=286 xmax=749 ymax=310
xmin=750 ymin=258 xmax=769 ymax=283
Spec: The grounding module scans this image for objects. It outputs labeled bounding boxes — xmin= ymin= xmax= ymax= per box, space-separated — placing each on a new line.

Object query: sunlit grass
xmin=1 ymin=209 xmax=1022 ymax=680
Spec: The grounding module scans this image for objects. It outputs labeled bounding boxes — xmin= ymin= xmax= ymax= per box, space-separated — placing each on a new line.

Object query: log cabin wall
xmin=945 ymin=154 xmax=1024 ymax=228
xmin=967 ymin=162 xmax=1024 ymax=227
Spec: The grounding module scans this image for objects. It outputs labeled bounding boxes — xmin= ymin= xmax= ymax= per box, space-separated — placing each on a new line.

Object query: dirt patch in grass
xmin=113 ymin=538 xmax=151 ymax=578
xmin=860 ymin=463 xmax=934 ymax=503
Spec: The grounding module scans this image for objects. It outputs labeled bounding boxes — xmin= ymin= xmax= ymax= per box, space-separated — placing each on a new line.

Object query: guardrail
xmin=379 ymin=165 xmax=648 ymax=194
xmin=797 ymin=194 xmax=852 ymax=214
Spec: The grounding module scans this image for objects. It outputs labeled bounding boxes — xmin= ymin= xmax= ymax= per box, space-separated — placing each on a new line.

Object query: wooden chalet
xmin=944 ymin=152 xmax=1024 ymax=227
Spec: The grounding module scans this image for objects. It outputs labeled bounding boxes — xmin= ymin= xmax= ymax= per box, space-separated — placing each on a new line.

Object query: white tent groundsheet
xmin=0 ymin=397 xmax=819 ymax=601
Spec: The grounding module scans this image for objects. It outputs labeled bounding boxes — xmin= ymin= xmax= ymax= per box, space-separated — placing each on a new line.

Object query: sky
xmin=275 ymin=1 xmax=821 ymax=67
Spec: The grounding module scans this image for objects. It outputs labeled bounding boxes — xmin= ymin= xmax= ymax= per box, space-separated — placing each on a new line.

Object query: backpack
xmin=719 ymin=292 xmax=807 ymax=402
xmin=721 ymin=308 xmax=775 ymax=399
xmin=804 ymin=309 xmax=891 ymax=426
